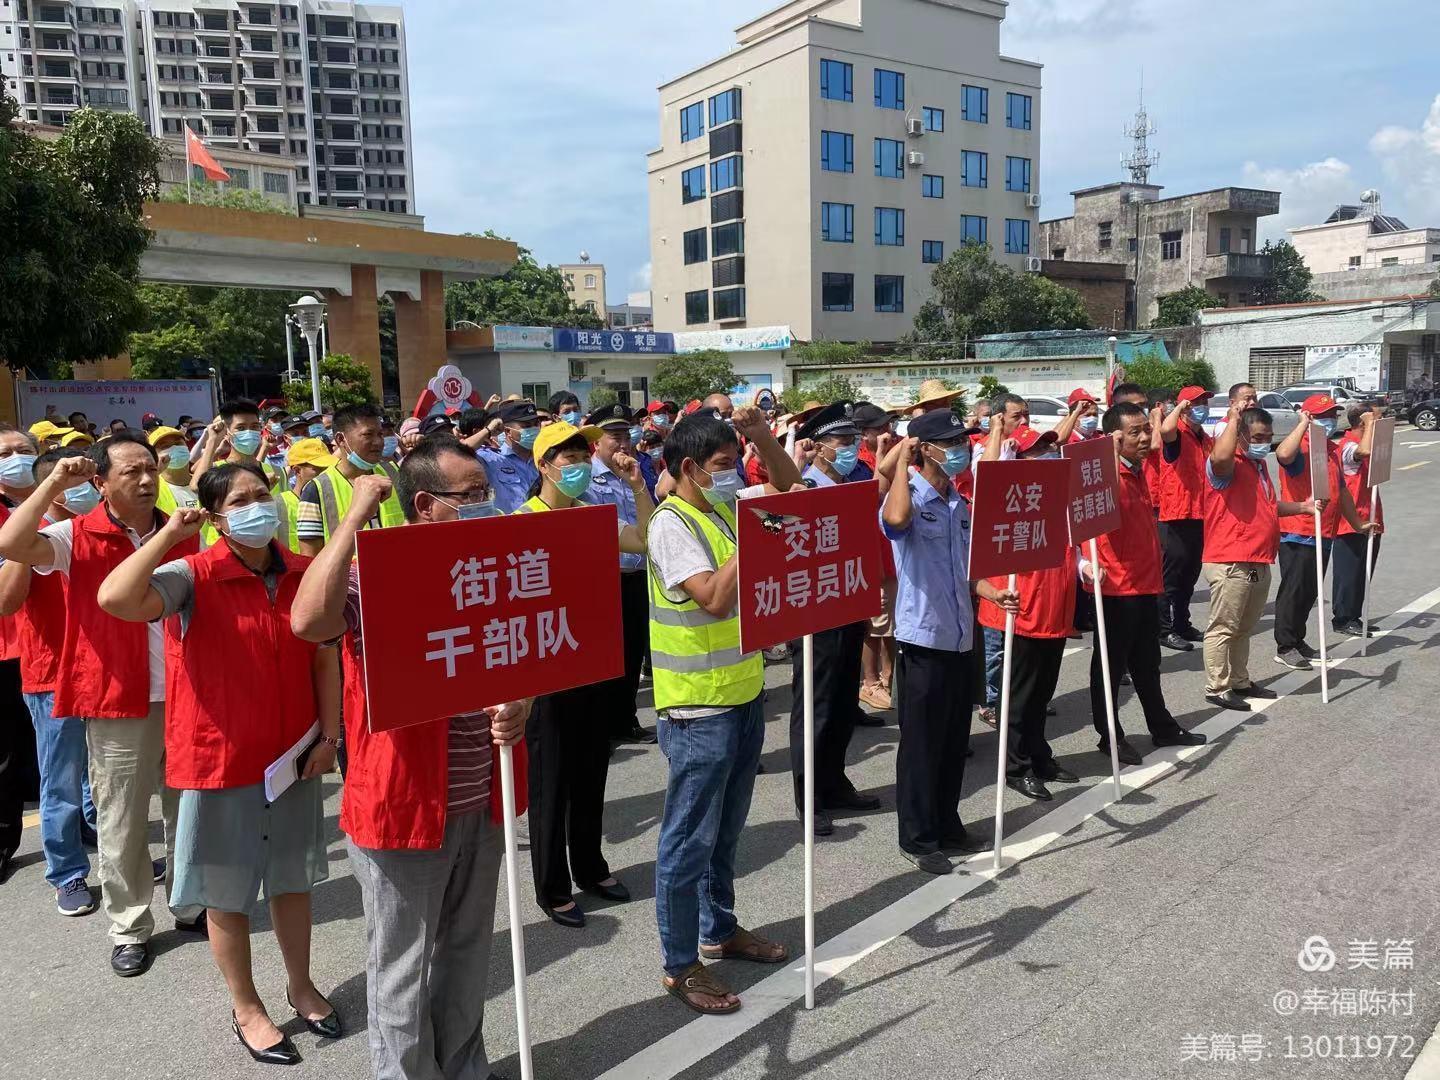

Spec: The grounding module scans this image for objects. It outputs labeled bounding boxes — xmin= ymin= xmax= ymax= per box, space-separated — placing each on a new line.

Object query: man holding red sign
xmin=291 ymin=442 xmax=530 ymax=1080
xmin=1332 ymin=405 xmax=1387 ymax=636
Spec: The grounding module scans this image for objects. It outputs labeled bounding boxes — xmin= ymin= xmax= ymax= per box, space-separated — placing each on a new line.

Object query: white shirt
xmin=37 ymin=517 xmax=166 ymax=703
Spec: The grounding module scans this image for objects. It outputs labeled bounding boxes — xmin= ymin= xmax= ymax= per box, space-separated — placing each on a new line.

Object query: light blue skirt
xmin=171 ymin=778 xmax=329 ymax=916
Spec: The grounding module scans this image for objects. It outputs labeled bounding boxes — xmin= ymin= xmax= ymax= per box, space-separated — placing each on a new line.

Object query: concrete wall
xmin=1311 ymin=265 xmax=1439 ymax=302
xmin=1040 ymin=259 xmax=1128 ymax=330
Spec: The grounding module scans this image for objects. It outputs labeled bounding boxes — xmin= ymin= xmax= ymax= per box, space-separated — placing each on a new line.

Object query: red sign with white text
xmin=1061 ymin=436 xmax=1122 ymax=545
xmin=355 ymin=504 xmax=624 ymax=733
xmin=1368 ymin=416 xmax=1396 ymax=487
xmin=967 ymin=459 xmax=1073 ymax=579
xmin=737 ymin=481 xmax=883 ymax=653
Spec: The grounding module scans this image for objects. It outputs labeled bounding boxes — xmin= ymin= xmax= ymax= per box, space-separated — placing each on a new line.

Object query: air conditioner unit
xmin=1025 ymin=193 xmax=1042 ymax=209
xmin=905 ymin=117 xmax=924 ymax=136
xmin=1023 ymin=256 xmax=1043 ymax=272
xmin=907 ymin=149 xmax=925 ymax=167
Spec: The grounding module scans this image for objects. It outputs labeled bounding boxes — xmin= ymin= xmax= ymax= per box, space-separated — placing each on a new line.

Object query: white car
xmin=1200 ymin=391 xmax=1301 ymax=445
xmin=1024 ymin=395 xmax=1073 ymax=433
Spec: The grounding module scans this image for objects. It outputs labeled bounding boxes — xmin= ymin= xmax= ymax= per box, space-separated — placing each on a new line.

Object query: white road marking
xmin=1399 ymin=461 xmax=1430 ymax=471
xmin=601 ymin=584 xmax=1440 ymax=1080
xmin=1402 ymin=441 xmax=1434 ymax=448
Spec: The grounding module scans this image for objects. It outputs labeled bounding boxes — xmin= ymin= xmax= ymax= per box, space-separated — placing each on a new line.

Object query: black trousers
xmin=598 ymin=570 xmax=650 ymax=739
xmin=895 ymin=641 xmax=973 ymax=855
xmin=1275 ymin=540 xmax=1330 ymax=651
xmin=526 ymin=684 xmax=612 ymax=907
xmin=0 ymin=658 xmax=37 ymax=860
xmin=1091 ymin=594 xmax=1183 ymax=743
xmin=1005 ymin=636 xmax=1066 ymax=777
xmin=1158 ymin=519 xmax=1205 ymax=635
xmin=789 ymin=620 xmax=866 ymax=810
xmin=1332 ymin=533 xmax=1380 ymax=627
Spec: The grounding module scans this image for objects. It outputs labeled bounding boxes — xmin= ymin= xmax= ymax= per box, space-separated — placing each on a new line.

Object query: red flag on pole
xmin=185 ymin=128 xmax=230 ymax=182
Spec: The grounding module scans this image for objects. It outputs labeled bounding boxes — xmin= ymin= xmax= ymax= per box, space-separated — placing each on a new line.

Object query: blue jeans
xmin=654 ymin=696 xmax=764 ymax=975
xmin=983 ymin=626 xmax=1004 ymax=706
xmin=25 ymin=692 xmax=95 ymax=888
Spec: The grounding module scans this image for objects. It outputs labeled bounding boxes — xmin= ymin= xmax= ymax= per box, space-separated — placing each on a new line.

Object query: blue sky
xmin=404 ymin=0 xmax=1440 ymax=304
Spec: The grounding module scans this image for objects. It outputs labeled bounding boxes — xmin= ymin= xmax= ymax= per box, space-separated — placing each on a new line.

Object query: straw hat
xmin=912 ymin=379 xmax=964 ymax=410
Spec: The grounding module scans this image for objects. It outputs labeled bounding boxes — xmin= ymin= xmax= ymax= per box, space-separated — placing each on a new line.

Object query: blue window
xmin=922 ymin=240 xmax=944 ymax=264
xmin=820 ymin=58 xmax=853 ymax=102
xmin=682 ymin=227 xmax=707 ymax=265
xmin=922 ymin=174 xmax=943 ymax=198
xmin=820 ymin=129 xmax=853 ymax=172
xmin=1006 ymin=155 xmax=1031 ymax=193
xmin=961 ymin=149 xmax=987 ymax=188
xmin=922 ymin=106 xmax=944 ymax=132
xmin=1005 ymin=217 xmax=1030 ymax=254
xmin=713 ymin=287 xmax=746 ymax=320
xmin=709 ymin=88 xmax=740 ymax=126
xmin=685 ymin=289 xmax=708 ymax=324
xmin=874 ymin=137 xmax=904 ymax=179
xmin=874 ymin=207 xmax=904 ymax=246
xmin=680 ymin=101 xmax=704 ymax=142
xmin=1006 ymin=91 xmax=1032 ymax=130
xmin=681 ymin=164 xmax=705 ymax=203
xmin=962 ymin=84 xmax=988 ymax=123
xmin=961 ymin=214 xmax=988 ymax=245
xmin=710 ymin=154 xmax=741 ymax=192
xmin=874 ymin=274 xmax=904 ymax=312
xmin=822 ymin=272 xmax=854 ymax=312
xmin=712 ymin=221 xmax=743 ymax=256
xmin=874 ymin=68 xmax=904 ymax=110
xmin=821 ymin=201 xmax=853 ymax=243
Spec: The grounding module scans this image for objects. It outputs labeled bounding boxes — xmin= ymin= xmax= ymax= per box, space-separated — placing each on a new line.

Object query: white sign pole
xmin=1314 ymin=508 xmax=1330 ymax=703
xmin=497 ymin=745 xmax=534 ymax=1080
xmin=1363 ymin=488 xmax=1380 ymax=656
xmin=802 ymin=632 xmax=816 ymax=1011
xmin=992 ymin=572 xmax=1018 ymax=871
xmin=1088 ymin=539 xmax=1123 ymax=799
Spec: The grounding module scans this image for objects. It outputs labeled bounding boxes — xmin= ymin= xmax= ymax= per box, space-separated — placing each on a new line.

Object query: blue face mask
xmin=937 ymin=445 xmax=971 ymax=476
xmin=629 ymin=426 xmax=645 ymax=444
xmin=647 ymin=447 xmax=664 ymax=460
xmin=434 ymin=494 xmax=499 ymax=520
xmin=653 ymin=414 xmax=670 ymax=429
xmin=63 ymin=481 xmax=101 ymax=515
xmin=560 ymin=410 xmax=581 ymax=425
xmin=268 ymin=421 xmax=283 ymax=436
xmin=382 ymin=436 xmax=399 ymax=458
xmin=513 ymin=427 xmax=540 ymax=452
xmin=978 ymin=416 xmax=991 ymax=433
xmin=218 ymin=500 xmax=279 ymax=548
xmin=347 ymin=450 xmax=376 ymax=471
xmin=164 ymin=445 xmax=191 ymax=471
xmin=829 ymin=445 xmax=859 ymax=476
xmin=1317 ymin=418 xmax=1338 ymax=438
xmin=231 ymin=430 xmax=262 ymax=456
xmin=1246 ymin=442 xmax=1272 ymax=461
xmin=308 ymin=424 xmax=326 ymax=439
xmin=551 ymin=461 xmax=592 ymax=499
xmin=700 ymin=466 xmax=744 ymax=506
xmin=1078 ymin=415 xmax=1100 ymax=435
xmin=0 ymin=453 xmax=36 ymax=488
xmin=1189 ymin=405 xmax=1210 ymax=424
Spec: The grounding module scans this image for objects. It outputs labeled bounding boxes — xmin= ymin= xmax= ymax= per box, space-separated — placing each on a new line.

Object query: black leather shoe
xmin=799 ymin=808 xmax=834 ymax=837
xmin=288 ymin=990 xmax=343 ymax=1039
xmin=1177 ymin=626 xmax=1206 ymax=643
xmin=233 ymin=1013 xmax=302 ymax=1065
xmin=855 ymin=712 xmax=886 ymax=727
xmin=1160 ymin=632 xmax=1194 ymax=652
xmin=1205 ymin=690 xmax=1251 ymax=712
xmin=1154 ymin=730 xmax=1207 ymax=748
xmin=614 ymin=724 xmax=658 ymax=745
xmin=111 ymin=943 xmax=151 ymax=978
xmin=826 ymin=789 xmax=881 ymax=812
xmin=899 ymin=848 xmax=952 ymax=875
xmin=1035 ymin=762 xmax=1079 ymax=783
xmin=939 ymin=831 xmax=989 ymax=855
xmin=1235 ymin=683 xmax=1277 ymax=700
xmin=1097 ymin=738 xmax=1143 ymax=766
xmin=1006 ymin=774 xmax=1053 ymax=801
xmin=543 ymin=902 xmax=586 ymax=929
xmin=580 ymin=878 xmax=631 ymax=903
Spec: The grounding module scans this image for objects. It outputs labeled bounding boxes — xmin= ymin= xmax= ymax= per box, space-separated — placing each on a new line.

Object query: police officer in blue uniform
xmin=476 ymin=400 xmax=542 ymax=514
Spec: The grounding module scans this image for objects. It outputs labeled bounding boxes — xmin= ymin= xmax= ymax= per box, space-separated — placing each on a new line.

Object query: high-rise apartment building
xmin=1 ymin=0 xmax=413 ymax=213
xmin=647 ymin=0 xmax=1041 ymax=342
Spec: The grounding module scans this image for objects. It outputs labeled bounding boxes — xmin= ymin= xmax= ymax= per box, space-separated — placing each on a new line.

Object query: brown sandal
xmin=699 ymin=926 xmax=789 ymax=964
xmin=663 ymin=961 xmax=740 ymax=1015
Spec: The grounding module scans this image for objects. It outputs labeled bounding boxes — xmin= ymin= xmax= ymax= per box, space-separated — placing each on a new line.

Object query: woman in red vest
xmin=98 ymin=461 xmax=343 ymax=1067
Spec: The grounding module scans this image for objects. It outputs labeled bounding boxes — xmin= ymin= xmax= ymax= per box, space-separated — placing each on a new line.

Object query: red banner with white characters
xmin=1061 ymin=436 xmax=1122 ymax=545
xmin=967 ymin=459 xmax=1072 ymax=579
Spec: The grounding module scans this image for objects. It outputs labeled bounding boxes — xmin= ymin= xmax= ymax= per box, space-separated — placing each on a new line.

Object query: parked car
xmin=1274 ymin=383 xmax=1369 ymax=429
xmin=1407 ymin=397 xmax=1440 ymax=431
xmin=1024 ymin=395 xmax=1071 ymax=433
xmin=1201 ymin=390 xmax=1301 ymax=445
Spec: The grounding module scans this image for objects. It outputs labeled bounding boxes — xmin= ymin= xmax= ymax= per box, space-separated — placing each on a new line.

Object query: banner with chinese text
xmin=968 ymin=459 xmax=1073 ymax=579
xmin=1061 ymin=437 xmax=1122 ymax=545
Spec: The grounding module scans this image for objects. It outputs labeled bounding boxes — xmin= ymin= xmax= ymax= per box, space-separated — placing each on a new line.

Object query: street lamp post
xmin=289 ymin=294 xmax=327 ymax=413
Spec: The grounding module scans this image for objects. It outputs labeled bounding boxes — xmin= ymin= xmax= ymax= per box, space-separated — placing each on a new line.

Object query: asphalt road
xmin=4 ymin=432 xmax=1440 ymax=1080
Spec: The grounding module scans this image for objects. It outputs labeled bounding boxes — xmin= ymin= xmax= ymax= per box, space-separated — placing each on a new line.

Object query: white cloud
xmin=1367 ymin=94 xmax=1440 ymax=225
xmin=1240 ymin=157 xmax=1355 ymax=241
xmin=631 ymin=261 xmax=653 ymax=292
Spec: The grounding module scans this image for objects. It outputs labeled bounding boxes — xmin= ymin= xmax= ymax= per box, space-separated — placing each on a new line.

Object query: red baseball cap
xmin=647 ymin=399 xmax=679 ymax=415
xmin=1012 ymin=424 xmax=1059 ymax=453
xmin=1177 ymin=385 xmax=1209 ymax=405
xmin=1067 ymin=388 xmax=1097 ymax=407
xmin=1302 ymin=393 xmax=1340 ymax=417
xmin=683 ymin=399 xmax=703 ymax=415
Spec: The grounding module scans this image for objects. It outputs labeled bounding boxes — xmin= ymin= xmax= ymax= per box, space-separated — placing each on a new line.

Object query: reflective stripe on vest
xmin=314 ymin=461 xmax=405 ymax=542
xmin=646 ymin=497 xmax=762 ymax=711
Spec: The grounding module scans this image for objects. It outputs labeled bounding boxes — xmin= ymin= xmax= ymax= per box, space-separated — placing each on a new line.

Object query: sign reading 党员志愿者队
xmin=553 ymin=329 xmax=675 ymax=354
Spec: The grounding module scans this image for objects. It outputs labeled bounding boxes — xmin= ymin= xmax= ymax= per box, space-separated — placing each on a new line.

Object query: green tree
xmin=792 ymin=340 xmax=872 ymax=365
xmin=127 ymin=283 xmax=292 ymax=381
xmin=904 ymin=243 xmax=1092 ymax=358
xmin=652 ymin=349 xmax=740 ymax=404
xmin=1151 ymin=285 xmax=1224 ymax=328
xmin=1122 ymin=348 xmax=1219 ymax=393
xmin=444 ymin=232 xmax=603 ymax=329
xmin=1429 ymin=275 xmax=1440 ymax=299
xmin=977 ymin=375 xmax=1011 ymax=401
xmin=586 ymin=385 xmax=619 ymax=411
xmin=282 ymin=352 xmax=374 ymax=412
xmin=158 ymin=178 xmax=294 ymax=215
xmin=0 ymin=95 xmax=163 ymax=374
xmin=1252 ymin=239 xmax=1323 ymax=305
xmin=795 ymin=373 xmax=859 ymax=406
xmin=128 ymin=322 xmax=207 ymax=379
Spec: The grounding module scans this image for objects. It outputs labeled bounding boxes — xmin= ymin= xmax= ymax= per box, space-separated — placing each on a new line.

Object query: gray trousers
xmin=348 ymin=811 xmax=503 ymax=1080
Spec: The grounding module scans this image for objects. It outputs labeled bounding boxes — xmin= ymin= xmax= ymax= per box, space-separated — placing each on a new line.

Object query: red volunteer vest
xmin=1202 ymin=454 xmax=1280 ymax=565
xmin=1278 ymin=435 xmax=1343 ymax=539
xmin=1337 ymin=430 xmax=1384 ymax=537
xmin=17 ymin=568 xmax=66 ymax=694
xmin=0 ymin=503 xmax=21 ymax=662
xmin=164 ymin=543 xmax=319 ymax=789
xmin=1083 ymin=459 xmax=1163 ymax=596
xmin=1158 ymin=424 xmax=1214 ymax=522
xmin=1142 ymin=452 xmax=1163 ymax=511
xmin=53 ymin=505 xmax=200 ymax=720
xmin=977 ymin=562 xmax=1077 ymax=639
xmin=339 ymin=631 xmax=530 ymax=851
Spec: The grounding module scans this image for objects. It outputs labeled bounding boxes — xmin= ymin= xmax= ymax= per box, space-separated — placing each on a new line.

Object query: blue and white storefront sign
xmin=554 ymin=328 xmax=675 ymax=354
xmin=673 ymin=326 xmax=793 ymax=353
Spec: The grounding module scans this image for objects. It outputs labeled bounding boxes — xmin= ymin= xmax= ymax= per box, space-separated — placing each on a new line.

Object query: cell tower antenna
xmin=1122 ymin=74 xmax=1159 ymax=185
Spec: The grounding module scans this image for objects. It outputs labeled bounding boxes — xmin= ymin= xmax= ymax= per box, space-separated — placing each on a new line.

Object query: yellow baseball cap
xmin=29 ymin=420 xmax=60 ymax=440
xmin=59 ymin=430 xmax=94 ymax=447
xmin=147 ymin=425 xmax=185 ymax=447
xmin=532 ymin=420 xmax=602 ymax=464
xmin=286 ymin=438 xmax=337 ymax=469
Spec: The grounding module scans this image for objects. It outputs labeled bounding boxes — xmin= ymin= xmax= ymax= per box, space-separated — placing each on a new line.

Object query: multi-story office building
xmin=560 ymin=258 xmax=607 ymax=320
xmin=1 ymin=0 xmax=413 ymax=213
xmin=647 ymin=0 xmax=1042 ymax=342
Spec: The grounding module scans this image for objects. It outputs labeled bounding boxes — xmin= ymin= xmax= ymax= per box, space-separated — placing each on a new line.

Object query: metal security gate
xmin=1247 ymin=346 xmax=1305 ymax=391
